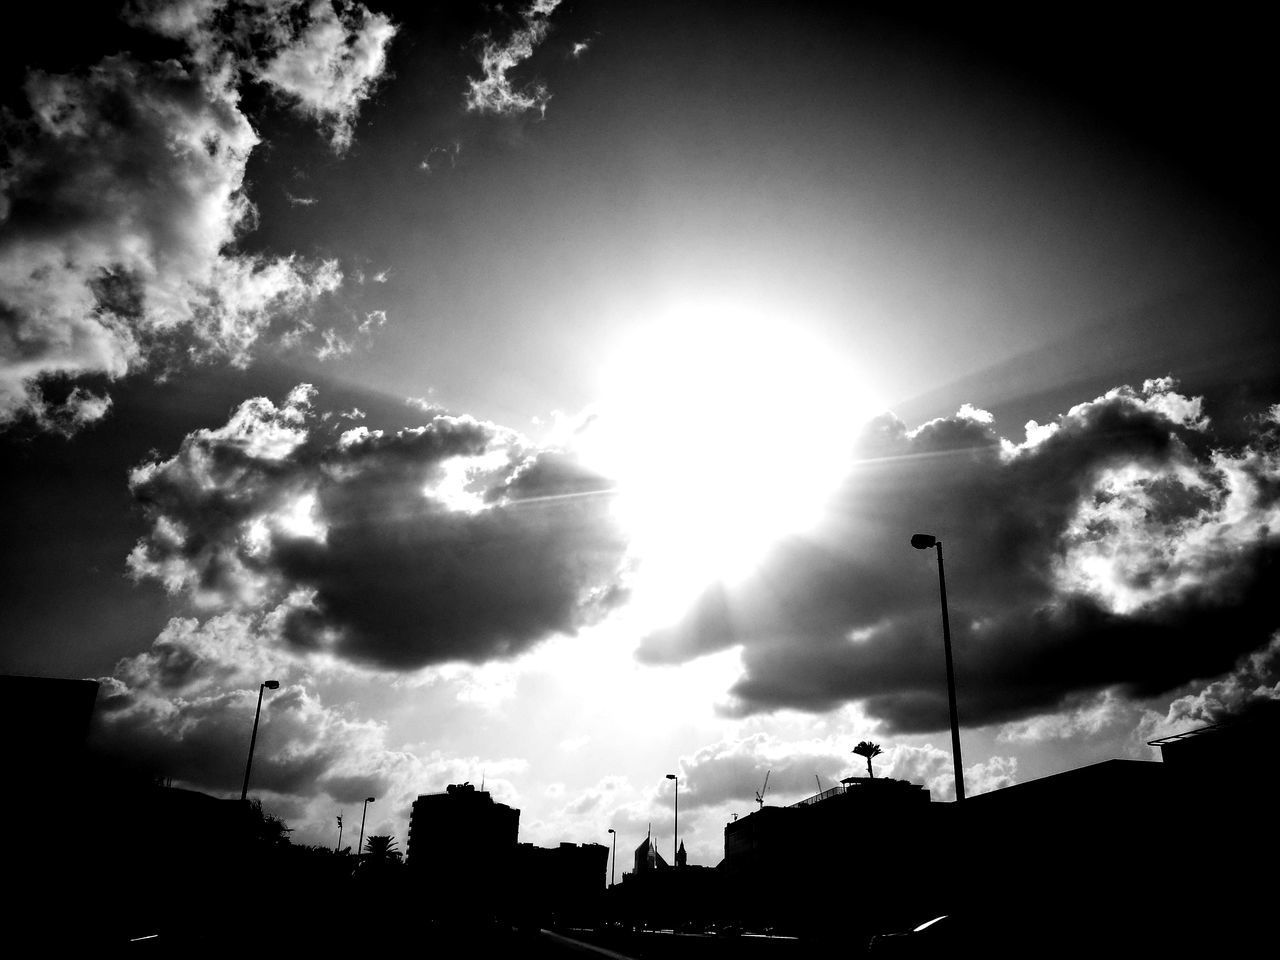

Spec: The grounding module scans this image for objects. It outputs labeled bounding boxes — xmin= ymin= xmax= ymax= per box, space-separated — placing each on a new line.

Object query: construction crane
xmin=755 ymin=770 xmax=771 ymax=810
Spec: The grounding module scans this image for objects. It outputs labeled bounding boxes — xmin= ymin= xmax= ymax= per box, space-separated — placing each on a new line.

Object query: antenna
xmin=754 ymin=770 xmax=771 ymax=810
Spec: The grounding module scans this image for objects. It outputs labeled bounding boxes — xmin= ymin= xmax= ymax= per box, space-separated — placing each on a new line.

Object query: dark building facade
xmin=721 ymin=776 xmax=941 ymax=940
xmin=406 ymin=782 xmax=520 ymax=919
xmin=631 ymin=833 xmax=668 ymax=874
xmin=2 ymin=674 xmax=99 ymax=782
xmin=513 ymin=841 xmax=609 ymax=926
xmin=946 ymin=728 xmax=1276 ymax=957
xmin=612 ymin=832 xmax=721 ymax=931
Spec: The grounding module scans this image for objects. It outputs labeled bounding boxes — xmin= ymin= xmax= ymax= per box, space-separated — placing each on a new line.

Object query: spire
xmin=676 ymin=839 xmax=687 ymax=868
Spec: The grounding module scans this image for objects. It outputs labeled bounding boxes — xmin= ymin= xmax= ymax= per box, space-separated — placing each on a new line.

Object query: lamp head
xmin=666 ymin=773 xmax=677 ymax=781
xmin=910 ymin=534 xmax=937 ymax=550
xmin=365 ymin=796 xmax=376 ymax=803
xmin=263 ymin=680 xmax=280 ymax=689
xmin=608 ymin=828 xmax=616 ymax=834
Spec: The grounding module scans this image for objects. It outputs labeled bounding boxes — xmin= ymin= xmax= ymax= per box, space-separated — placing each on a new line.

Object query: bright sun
xmin=577 ymin=302 xmax=879 ymax=621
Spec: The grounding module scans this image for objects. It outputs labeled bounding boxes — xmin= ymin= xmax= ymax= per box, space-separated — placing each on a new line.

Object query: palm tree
xmin=362 ymin=834 xmax=402 ymax=870
xmin=853 ymin=741 xmax=883 ymax=779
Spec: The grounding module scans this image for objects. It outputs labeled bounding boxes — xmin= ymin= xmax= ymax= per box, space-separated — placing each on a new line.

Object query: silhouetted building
xmin=722 ymin=776 xmax=941 ymax=939
xmin=1 ymin=674 xmax=99 ymax=783
xmin=513 ymin=841 xmax=608 ymax=926
xmin=615 ymin=831 xmax=722 ymax=931
xmin=631 ymin=832 xmax=668 ymax=875
xmin=406 ymin=782 xmax=520 ymax=920
xmin=1149 ymin=699 xmax=1280 ymax=798
xmin=949 ymin=737 xmax=1276 ymax=956
xmin=955 ymin=756 xmax=1168 ymax=919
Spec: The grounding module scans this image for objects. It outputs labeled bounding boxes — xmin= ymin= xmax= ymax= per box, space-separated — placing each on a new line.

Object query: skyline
xmin=2 ymin=1 xmax=1277 ymax=866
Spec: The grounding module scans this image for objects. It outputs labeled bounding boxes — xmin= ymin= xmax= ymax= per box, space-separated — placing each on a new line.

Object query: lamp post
xmin=336 ymin=813 xmax=344 ymax=854
xmin=911 ymin=533 xmax=965 ymax=802
xmin=665 ymin=774 xmax=678 ymax=866
xmin=240 ymin=680 xmax=279 ymax=801
xmin=607 ymin=828 xmax=617 ymax=888
xmin=357 ymin=796 xmax=375 ymax=866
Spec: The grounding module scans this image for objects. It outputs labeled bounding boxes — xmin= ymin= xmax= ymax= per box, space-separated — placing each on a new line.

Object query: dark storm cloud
xmin=91 ymin=609 xmax=491 ymax=811
xmin=94 ymin=674 xmax=352 ymax=797
xmin=0 ymin=1 xmax=396 ymax=430
xmin=640 ymin=380 xmax=1280 ymax=733
xmin=127 ymin=384 xmax=629 ymax=670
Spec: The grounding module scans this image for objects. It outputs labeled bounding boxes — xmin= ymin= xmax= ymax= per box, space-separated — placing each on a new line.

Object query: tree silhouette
xmin=364 ymin=834 xmax=398 ymax=858
xmin=853 ymin=741 xmax=883 ymax=779
xmin=246 ymin=798 xmax=292 ymax=847
xmin=361 ymin=834 xmax=402 ymax=874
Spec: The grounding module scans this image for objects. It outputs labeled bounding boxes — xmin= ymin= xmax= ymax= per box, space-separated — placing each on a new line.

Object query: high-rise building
xmin=406 ymin=782 xmax=520 ymax=916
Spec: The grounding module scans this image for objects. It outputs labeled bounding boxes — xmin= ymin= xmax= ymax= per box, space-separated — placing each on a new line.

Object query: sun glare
xmin=580 ymin=302 xmax=879 ymax=620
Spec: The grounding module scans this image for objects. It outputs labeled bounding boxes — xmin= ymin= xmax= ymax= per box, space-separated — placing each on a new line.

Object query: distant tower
xmin=633 ymin=829 xmax=669 ymax=874
xmin=676 ymin=839 xmax=687 ymax=868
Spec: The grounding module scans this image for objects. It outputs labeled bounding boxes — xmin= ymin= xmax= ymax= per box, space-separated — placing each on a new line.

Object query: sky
xmin=2 ymin=1 xmax=1278 ymax=867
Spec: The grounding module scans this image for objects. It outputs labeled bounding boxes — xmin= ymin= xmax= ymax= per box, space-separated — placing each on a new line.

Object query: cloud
xmin=675 ymin=735 xmax=850 ymax=811
xmin=639 ymin=379 xmax=1280 ymax=734
xmin=91 ymin=609 xmax=530 ymax=838
xmin=310 ymin=304 xmax=386 ymax=363
xmin=93 ymin=611 xmax=383 ymax=795
xmin=1 ymin=2 xmax=396 ymax=432
xmin=129 ymin=0 xmax=398 ymax=153
xmin=996 ymin=689 xmax=1133 ymax=744
xmin=674 ymin=733 xmax=1018 ymax=808
xmin=1136 ymin=633 xmax=1280 ymax=745
xmin=419 ymin=142 xmax=461 ymax=174
xmin=252 ymin=1 xmax=397 ymax=152
xmin=464 ymin=0 xmax=562 ymax=117
xmin=19 ymin=384 xmax=115 ymax=436
xmin=127 ymin=384 xmax=629 ymax=671
xmin=0 ymin=55 xmax=322 ymax=422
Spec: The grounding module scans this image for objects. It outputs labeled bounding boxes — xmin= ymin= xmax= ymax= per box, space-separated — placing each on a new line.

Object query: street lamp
xmin=357 ymin=796 xmax=375 ymax=866
xmin=911 ymin=533 xmax=965 ymax=802
xmin=607 ymin=828 xmax=617 ymax=888
xmin=665 ymin=774 xmax=678 ymax=866
xmin=240 ymin=680 xmax=280 ymax=801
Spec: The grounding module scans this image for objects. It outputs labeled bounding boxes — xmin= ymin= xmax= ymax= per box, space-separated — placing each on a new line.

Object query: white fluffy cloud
xmin=1136 ymin=633 xmax=1280 ymax=746
xmin=1 ymin=2 xmax=396 ymax=429
xmin=996 ymin=689 xmax=1132 ymax=744
xmin=464 ymin=0 xmax=562 ymax=117
xmin=675 ymin=734 xmax=850 ymax=811
xmin=674 ymin=733 xmax=1018 ymax=809
xmin=131 ymin=0 xmax=398 ymax=152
